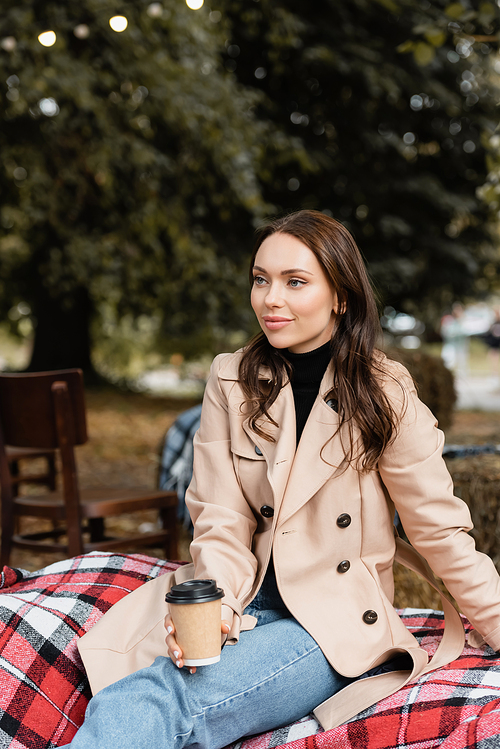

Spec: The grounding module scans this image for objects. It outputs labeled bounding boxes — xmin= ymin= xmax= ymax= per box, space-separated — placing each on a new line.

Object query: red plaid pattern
xmin=2 ymin=557 xmax=500 ymax=749
xmin=0 ymin=553 xmax=180 ymax=748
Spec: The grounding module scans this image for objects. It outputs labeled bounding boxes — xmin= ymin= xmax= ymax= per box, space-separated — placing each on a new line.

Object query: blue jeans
xmin=64 ymin=571 xmax=354 ymax=749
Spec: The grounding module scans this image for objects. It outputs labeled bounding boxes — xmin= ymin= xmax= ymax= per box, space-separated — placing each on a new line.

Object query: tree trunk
xmin=27 ymin=286 xmax=95 ymax=378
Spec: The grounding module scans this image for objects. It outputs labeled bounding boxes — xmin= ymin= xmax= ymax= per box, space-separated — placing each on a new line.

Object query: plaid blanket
xmin=0 ymin=553 xmax=180 ymax=748
xmin=1 ymin=554 xmax=500 ymax=749
xmin=158 ymin=404 xmax=201 ymax=528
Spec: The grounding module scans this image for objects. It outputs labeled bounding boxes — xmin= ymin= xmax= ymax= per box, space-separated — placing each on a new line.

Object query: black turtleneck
xmin=262 ymin=340 xmax=332 ymax=590
xmin=281 ymin=341 xmax=331 ymax=445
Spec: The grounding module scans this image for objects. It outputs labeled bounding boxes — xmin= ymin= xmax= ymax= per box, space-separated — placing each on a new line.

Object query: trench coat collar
xmin=218 ymin=354 xmax=348 ymax=524
xmin=218 ymin=351 xmax=295 ymax=507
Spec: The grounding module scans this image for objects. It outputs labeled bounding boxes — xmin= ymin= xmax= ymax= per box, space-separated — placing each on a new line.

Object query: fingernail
xmin=176 ymin=660 xmax=181 ymax=668
xmin=174 ymin=651 xmax=179 ymax=659
xmin=189 ymin=668 xmax=195 ymax=674
xmin=167 ymin=626 xmax=173 ymax=634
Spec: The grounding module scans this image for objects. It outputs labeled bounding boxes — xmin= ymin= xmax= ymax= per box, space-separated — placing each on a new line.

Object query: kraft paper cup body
xmin=169 ymin=598 xmax=222 ymax=665
xmin=166 ymin=579 xmax=225 ymax=666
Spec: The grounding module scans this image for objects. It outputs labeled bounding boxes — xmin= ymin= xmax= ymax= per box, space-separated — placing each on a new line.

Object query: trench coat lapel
xmin=276 ymin=363 xmax=348 ymax=528
xmin=219 ymin=355 xmax=345 ymax=524
xmin=241 ymin=376 xmax=296 ymax=518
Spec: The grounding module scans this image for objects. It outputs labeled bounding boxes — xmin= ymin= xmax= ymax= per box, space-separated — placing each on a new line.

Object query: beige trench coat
xmin=78 ymin=352 xmax=500 ymax=730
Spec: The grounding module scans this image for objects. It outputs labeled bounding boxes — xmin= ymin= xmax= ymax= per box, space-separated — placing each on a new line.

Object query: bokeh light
xmin=38 ymin=98 xmax=60 ymax=117
xmin=186 ymin=0 xmax=204 ymax=9
xmin=1 ymin=37 xmax=17 ymax=51
xmin=109 ymin=16 xmax=128 ymax=32
xmin=147 ymin=3 xmax=163 ymax=17
xmin=38 ymin=31 xmax=56 ymax=47
xmin=74 ymin=24 xmax=90 ymax=39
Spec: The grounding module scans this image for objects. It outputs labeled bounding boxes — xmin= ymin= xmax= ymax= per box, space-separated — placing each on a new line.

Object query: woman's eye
xmin=253 ymin=275 xmax=267 ymax=286
xmin=289 ymin=278 xmax=305 ymax=288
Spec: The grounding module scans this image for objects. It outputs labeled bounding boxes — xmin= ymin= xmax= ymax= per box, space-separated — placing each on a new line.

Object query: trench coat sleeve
xmin=379 ymin=361 xmax=500 ymax=651
xmin=185 ymin=354 xmax=259 ymax=633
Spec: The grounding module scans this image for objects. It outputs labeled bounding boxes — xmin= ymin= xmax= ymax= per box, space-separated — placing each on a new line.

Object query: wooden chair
xmin=0 ymin=369 xmax=178 ymax=567
xmin=5 ymin=446 xmax=57 ymax=497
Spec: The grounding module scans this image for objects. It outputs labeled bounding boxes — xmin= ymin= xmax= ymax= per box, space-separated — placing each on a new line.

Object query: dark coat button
xmin=260 ymin=505 xmax=274 ymax=518
xmin=326 ymin=398 xmax=338 ymax=413
xmin=363 ymin=610 xmax=378 ymax=625
xmin=255 ymin=445 xmax=263 ymax=456
xmin=336 ymin=513 xmax=351 ymax=528
xmin=337 ymin=560 xmax=350 ymax=573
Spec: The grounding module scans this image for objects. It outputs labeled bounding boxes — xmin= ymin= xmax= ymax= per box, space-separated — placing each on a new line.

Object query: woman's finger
xmin=163 ymin=615 xmax=229 ymax=674
xmin=164 ymin=616 xmax=183 ymax=666
xmin=164 ymin=614 xmax=196 ymax=673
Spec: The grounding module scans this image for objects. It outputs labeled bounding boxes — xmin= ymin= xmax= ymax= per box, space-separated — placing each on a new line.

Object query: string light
xmin=38 ymin=31 xmax=57 ymax=47
xmin=36 ymin=7 xmax=219 ymax=45
xmin=109 ymin=16 xmax=128 ymax=32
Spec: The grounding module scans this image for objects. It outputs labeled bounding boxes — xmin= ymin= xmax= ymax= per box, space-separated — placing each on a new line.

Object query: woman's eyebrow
xmin=253 ymin=265 xmax=313 ymax=276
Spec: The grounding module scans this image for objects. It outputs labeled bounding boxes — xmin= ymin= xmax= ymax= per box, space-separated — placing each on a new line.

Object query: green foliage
xmin=0 ymin=0 xmax=295 ymax=362
xmin=479 ymin=130 xmax=500 ymax=240
xmin=218 ymin=0 xmax=500 ymax=318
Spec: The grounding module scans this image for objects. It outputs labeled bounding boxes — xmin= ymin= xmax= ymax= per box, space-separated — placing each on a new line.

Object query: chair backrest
xmin=0 ymin=370 xmax=87 ymax=449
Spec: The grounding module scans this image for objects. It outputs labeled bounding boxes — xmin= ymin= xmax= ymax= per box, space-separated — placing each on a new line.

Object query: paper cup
xmin=165 ymin=579 xmax=224 ymax=666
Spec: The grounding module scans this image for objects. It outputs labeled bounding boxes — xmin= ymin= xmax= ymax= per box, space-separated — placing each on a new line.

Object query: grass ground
xmin=5 ymin=387 xmax=500 ymax=612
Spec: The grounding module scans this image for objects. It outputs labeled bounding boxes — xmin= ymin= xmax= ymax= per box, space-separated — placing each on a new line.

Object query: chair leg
xmin=52 ymin=381 xmax=85 ymax=558
xmin=0 ymin=504 xmax=15 ymax=569
xmin=65 ymin=508 xmax=85 ymax=558
xmin=88 ymin=517 xmax=106 ymax=542
xmin=0 ymin=532 xmax=13 ymax=568
xmin=47 ymin=453 xmax=57 ymax=491
xmin=9 ymin=459 xmax=20 ymax=498
xmin=160 ymin=505 xmax=178 ymax=561
xmin=66 ymin=526 xmax=85 ymax=558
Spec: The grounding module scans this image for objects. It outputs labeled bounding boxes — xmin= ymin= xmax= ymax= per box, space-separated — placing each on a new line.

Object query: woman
xmin=69 ymin=210 xmax=500 ymax=748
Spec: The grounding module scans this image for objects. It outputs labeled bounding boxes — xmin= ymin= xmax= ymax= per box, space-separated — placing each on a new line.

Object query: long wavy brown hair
xmin=238 ymin=209 xmax=400 ymax=471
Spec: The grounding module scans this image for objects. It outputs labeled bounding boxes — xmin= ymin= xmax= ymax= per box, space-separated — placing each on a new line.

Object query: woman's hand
xmin=164 ymin=613 xmax=231 ymax=674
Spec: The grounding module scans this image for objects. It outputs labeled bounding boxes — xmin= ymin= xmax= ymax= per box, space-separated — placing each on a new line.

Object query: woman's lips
xmin=262 ymin=316 xmax=293 ymax=330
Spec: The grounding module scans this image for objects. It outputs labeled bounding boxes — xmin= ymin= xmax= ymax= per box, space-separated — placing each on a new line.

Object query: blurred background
xmin=1 ymin=1 xmax=500 ymax=607
xmin=0 ymin=0 xmax=499 ymax=388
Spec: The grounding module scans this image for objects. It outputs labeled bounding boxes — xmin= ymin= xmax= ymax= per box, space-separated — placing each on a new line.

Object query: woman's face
xmin=251 ymin=232 xmax=338 ymax=354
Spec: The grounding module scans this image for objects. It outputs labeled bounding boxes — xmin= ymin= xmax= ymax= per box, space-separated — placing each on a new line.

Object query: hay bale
xmin=446 ymin=454 xmax=500 ymax=572
xmin=394 ymin=443 xmax=500 ymax=609
xmin=386 ymin=348 xmax=456 ymax=430
xmin=393 ymin=448 xmax=500 ymax=610
xmin=393 ymin=563 xmax=445 ymax=611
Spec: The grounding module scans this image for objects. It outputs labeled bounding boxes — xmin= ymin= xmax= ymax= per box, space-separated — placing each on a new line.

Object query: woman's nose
xmin=265 ymin=283 xmax=284 ymax=307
